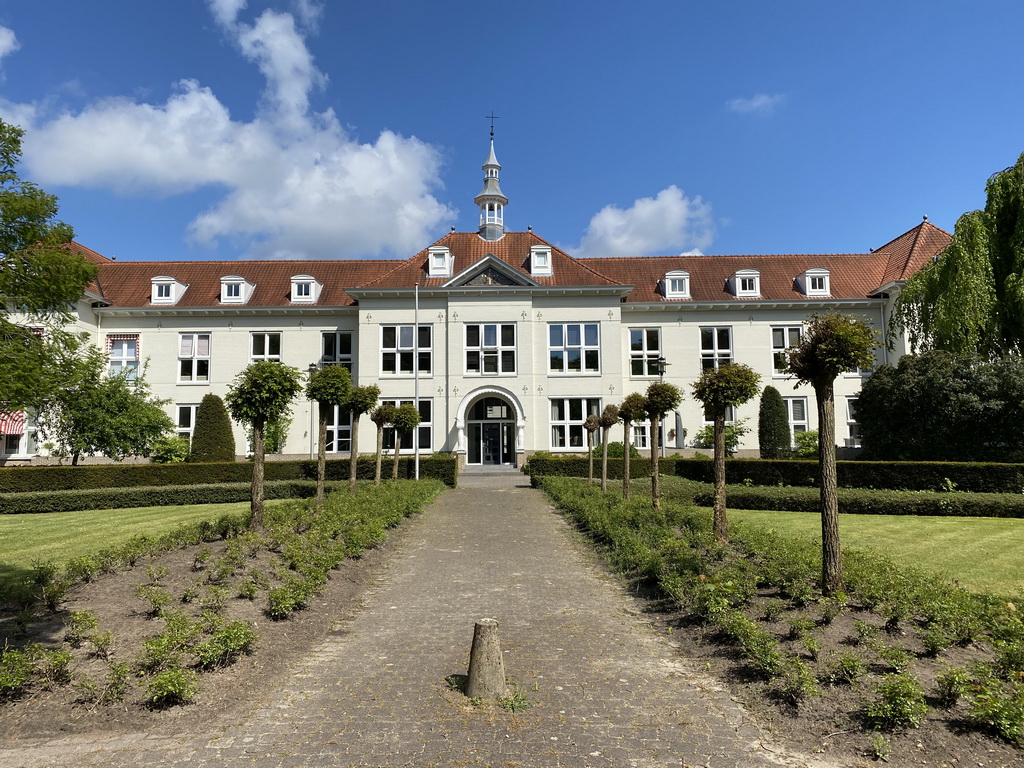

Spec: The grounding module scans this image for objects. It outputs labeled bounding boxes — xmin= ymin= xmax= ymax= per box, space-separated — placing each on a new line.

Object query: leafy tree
xmin=37 ymin=350 xmax=173 ymax=466
xmin=370 ymin=403 xmax=396 ymax=486
xmin=786 ymin=312 xmax=878 ymax=595
xmin=618 ymin=393 xmax=647 ymax=500
xmin=188 ymin=394 xmax=235 ymax=463
xmin=151 ymin=435 xmax=190 ymax=464
xmin=583 ymin=413 xmax=600 ymax=483
xmin=691 ymin=364 xmax=761 ymax=542
xmin=892 ymin=151 xmax=1024 ymax=356
xmin=856 ymin=351 xmax=1024 ymax=461
xmin=346 ymin=385 xmax=380 ymax=494
xmin=599 ymin=404 xmax=620 ymax=492
xmin=306 ymin=366 xmax=351 ymax=506
xmin=0 ymin=120 xmax=98 ymax=413
xmin=793 ymin=430 xmax=819 ymax=458
xmin=644 ymin=382 xmax=683 ymax=510
xmin=390 ymin=403 xmax=421 ymax=480
xmin=692 ymin=420 xmax=750 ymax=457
xmin=758 ymin=386 xmax=791 ymax=459
xmin=225 ymin=361 xmax=303 ymax=528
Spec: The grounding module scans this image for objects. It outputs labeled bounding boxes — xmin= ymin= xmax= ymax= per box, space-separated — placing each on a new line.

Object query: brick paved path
xmin=3 ymin=472 xmax=827 ymax=768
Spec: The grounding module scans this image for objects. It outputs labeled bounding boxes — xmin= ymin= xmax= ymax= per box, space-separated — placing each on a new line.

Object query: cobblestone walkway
xmin=3 ymin=472 xmax=829 ymax=768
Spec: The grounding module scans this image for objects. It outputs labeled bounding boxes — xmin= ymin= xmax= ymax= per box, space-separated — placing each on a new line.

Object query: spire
xmin=474 ymin=121 xmax=507 ymax=241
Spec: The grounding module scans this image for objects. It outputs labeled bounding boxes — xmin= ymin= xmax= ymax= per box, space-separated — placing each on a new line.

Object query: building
xmin=0 ymin=139 xmax=951 ymax=465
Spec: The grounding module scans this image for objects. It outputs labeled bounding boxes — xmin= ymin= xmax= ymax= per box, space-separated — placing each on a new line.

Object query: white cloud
xmin=0 ymin=26 xmax=19 ymax=67
xmin=726 ymin=93 xmax=786 ymax=115
xmin=574 ymin=186 xmax=714 ymax=259
xmin=0 ymin=5 xmax=454 ymax=259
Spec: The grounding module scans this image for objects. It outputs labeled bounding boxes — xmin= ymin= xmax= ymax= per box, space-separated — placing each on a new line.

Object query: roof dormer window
xmin=290 ymin=274 xmax=322 ymax=303
xmin=427 ymin=246 xmax=453 ymax=278
xmin=801 ymin=268 xmax=831 ymax=297
xmin=732 ymin=269 xmax=760 ymax=298
xmin=220 ymin=275 xmax=254 ymax=304
xmin=530 ymin=245 xmax=552 ymax=277
xmin=663 ymin=270 xmax=690 ymax=299
xmin=152 ymin=276 xmax=186 ymax=305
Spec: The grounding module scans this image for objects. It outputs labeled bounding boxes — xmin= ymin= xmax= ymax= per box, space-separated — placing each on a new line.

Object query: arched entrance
xmin=456 ymin=388 xmax=525 ymax=467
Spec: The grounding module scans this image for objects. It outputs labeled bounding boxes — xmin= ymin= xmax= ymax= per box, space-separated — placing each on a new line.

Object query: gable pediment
xmin=442 ymin=253 xmax=539 ymax=288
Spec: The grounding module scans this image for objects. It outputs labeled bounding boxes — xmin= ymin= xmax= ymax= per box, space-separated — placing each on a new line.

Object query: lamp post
xmin=656 ymin=357 xmax=669 ymax=456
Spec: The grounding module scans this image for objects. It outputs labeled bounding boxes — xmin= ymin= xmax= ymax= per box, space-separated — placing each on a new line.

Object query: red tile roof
xmin=874 ymin=220 xmax=951 ymax=286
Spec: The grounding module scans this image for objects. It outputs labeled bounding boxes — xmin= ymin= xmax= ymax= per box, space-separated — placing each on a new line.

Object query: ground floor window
xmin=381 ymin=398 xmax=432 ymax=452
xmin=326 ymin=406 xmax=353 ymax=452
xmin=846 ymin=397 xmax=861 ymax=448
xmin=0 ymin=411 xmax=38 ymax=457
xmin=784 ymin=397 xmax=808 ymax=445
xmin=549 ymin=397 xmax=602 ymax=450
xmin=176 ymin=404 xmax=199 ymax=446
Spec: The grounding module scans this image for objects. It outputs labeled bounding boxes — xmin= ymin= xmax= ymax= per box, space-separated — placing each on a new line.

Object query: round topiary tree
xmin=644 ymin=382 xmax=683 ymax=510
xmin=346 ymin=385 xmax=380 ymax=494
xmin=599 ymin=404 xmax=620 ymax=492
xmin=390 ymin=403 xmax=421 ymax=480
xmin=370 ymin=403 xmax=397 ymax=486
xmin=583 ymin=413 xmax=600 ymax=483
xmin=758 ymin=386 xmax=791 ymax=460
xmin=306 ymin=365 xmax=351 ymax=507
xmin=618 ymin=392 xmax=647 ymax=500
xmin=188 ymin=394 xmax=236 ymax=463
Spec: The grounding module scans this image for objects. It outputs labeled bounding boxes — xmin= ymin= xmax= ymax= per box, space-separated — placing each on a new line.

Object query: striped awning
xmin=0 ymin=411 xmax=25 ymax=435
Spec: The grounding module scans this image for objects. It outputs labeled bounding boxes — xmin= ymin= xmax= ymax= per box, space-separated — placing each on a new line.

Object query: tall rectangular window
xmin=176 ymin=404 xmax=200 ymax=445
xmin=179 ymin=333 xmax=210 ymax=382
xmin=700 ymin=326 xmax=732 ymax=370
xmin=107 ymin=334 xmax=140 ymax=381
xmin=549 ymin=323 xmax=600 ymax=374
xmin=322 ymin=331 xmax=354 ymax=372
xmin=846 ymin=397 xmax=862 ymax=448
xmin=466 ymin=323 xmax=516 ymax=375
xmin=549 ymin=397 xmax=602 ymax=449
xmin=326 ymin=406 xmax=353 ymax=452
xmin=380 ymin=399 xmax=432 ymax=451
xmin=381 ymin=325 xmax=431 ymax=375
xmin=772 ymin=326 xmax=802 ymax=375
xmin=250 ymin=332 xmax=281 ymax=362
xmin=629 ymin=328 xmax=662 ymax=377
xmin=784 ymin=397 xmax=808 ymax=445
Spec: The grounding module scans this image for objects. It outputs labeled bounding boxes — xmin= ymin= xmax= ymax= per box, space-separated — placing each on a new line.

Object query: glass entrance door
xmin=466 ymin=396 xmax=516 ymax=465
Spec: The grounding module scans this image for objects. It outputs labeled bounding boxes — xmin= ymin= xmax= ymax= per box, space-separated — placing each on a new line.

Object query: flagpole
xmin=414 ymin=282 xmax=420 ymax=480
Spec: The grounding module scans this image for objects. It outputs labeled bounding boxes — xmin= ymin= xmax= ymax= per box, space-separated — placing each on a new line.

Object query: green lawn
xmin=0 ymin=501 xmax=284 ymax=573
xmin=719 ymin=507 xmax=1024 ymax=597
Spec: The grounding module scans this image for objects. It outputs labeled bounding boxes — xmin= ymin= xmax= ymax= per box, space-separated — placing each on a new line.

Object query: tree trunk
xmin=316 ymin=404 xmax=327 ymax=509
xmin=600 ymin=426 xmax=610 ymax=492
xmin=622 ymin=420 xmax=632 ymax=500
xmin=392 ymin=434 xmax=400 ymax=481
xmin=651 ymin=415 xmax=661 ymax=510
xmin=712 ymin=411 xmax=728 ymax=543
xmin=348 ymin=414 xmax=360 ymax=495
xmin=374 ymin=425 xmax=383 ymax=486
xmin=587 ymin=431 xmax=594 ymax=483
xmin=251 ymin=422 xmax=266 ymax=528
xmin=816 ymin=380 xmax=844 ymax=595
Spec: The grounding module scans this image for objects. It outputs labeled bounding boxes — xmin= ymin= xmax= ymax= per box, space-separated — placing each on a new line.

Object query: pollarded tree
xmin=346 ymin=384 xmax=380 ymax=494
xmin=691 ymin=364 xmax=761 ymax=543
xmin=306 ymin=366 xmax=351 ymax=507
xmin=599 ymin=404 xmax=620 ymax=492
xmin=786 ymin=312 xmax=878 ymax=595
xmin=0 ymin=120 xmax=98 ymax=413
xmin=583 ymin=413 xmax=600 ymax=483
xmin=390 ymin=403 xmax=421 ymax=481
xmin=188 ymin=394 xmax=236 ymax=463
xmin=644 ymin=382 xmax=683 ymax=510
xmin=370 ymin=403 xmax=397 ymax=486
xmin=757 ymin=385 xmax=791 ymax=459
xmin=618 ymin=393 xmax=647 ymax=500
xmin=892 ymin=151 xmax=1024 ymax=357
xmin=225 ymin=361 xmax=303 ymax=528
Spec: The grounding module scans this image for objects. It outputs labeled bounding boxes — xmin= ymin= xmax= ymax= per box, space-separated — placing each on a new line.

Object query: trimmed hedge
xmin=689 ymin=483 xmax=1024 ymax=519
xmin=526 ymin=455 xmax=1024 ymax=494
xmin=0 ymin=455 xmax=458 ymax=494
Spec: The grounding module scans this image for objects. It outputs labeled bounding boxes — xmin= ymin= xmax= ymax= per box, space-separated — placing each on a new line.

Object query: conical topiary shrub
xmin=188 ymin=394 xmax=236 ymax=462
xmin=758 ymin=385 xmax=791 ymax=459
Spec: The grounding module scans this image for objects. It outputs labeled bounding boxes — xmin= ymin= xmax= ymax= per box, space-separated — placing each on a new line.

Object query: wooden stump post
xmin=465 ymin=618 xmax=506 ymax=700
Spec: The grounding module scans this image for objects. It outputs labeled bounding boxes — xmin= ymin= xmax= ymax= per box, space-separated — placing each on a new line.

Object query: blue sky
xmin=0 ymin=1 xmax=1022 ymax=262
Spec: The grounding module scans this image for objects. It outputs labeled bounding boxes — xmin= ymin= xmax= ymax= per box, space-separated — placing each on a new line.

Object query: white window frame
xmin=803 ymin=268 xmax=831 ymax=297
xmin=771 ymin=325 xmax=802 ymax=376
xmin=531 ymin=245 xmax=552 ymax=276
xmin=290 ymin=275 xmax=321 ymax=303
xmin=629 ymin=327 xmax=662 ymax=378
xmin=0 ymin=411 xmax=38 ymax=458
xmin=663 ymin=270 xmax=690 ymax=299
xmin=548 ymin=322 xmax=601 ymax=375
xmin=220 ymin=275 xmax=252 ymax=304
xmin=702 ymin=404 xmax=737 ymax=426
xmin=321 ymin=331 xmax=354 ymax=373
xmin=846 ymin=396 xmax=862 ymax=448
xmin=251 ymin=332 xmax=282 ymax=362
xmin=107 ymin=334 xmax=140 ymax=382
xmin=178 ymin=333 xmax=211 ymax=383
xmin=465 ymin=323 xmax=516 ymax=375
xmin=176 ymin=404 xmax=200 ymax=445
xmin=152 ymin=276 xmax=185 ymax=305
xmin=700 ymin=326 xmax=732 ymax=371
xmin=428 ymin=247 xmax=452 ymax=277
xmin=784 ymin=396 xmax=809 ymax=446
xmin=733 ymin=269 xmax=760 ymax=298
xmin=380 ymin=398 xmax=432 ymax=452
xmin=381 ymin=325 xmax=432 ymax=376
xmin=549 ymin=397 xmax=602 ymax=451
xmin=326 ymin=405 xmax=353 ymax=453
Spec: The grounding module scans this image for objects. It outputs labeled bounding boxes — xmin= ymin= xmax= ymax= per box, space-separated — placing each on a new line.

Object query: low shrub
xmin=146 ymin=667 xmax=200 ymax=709
xmin=864 ymin=673 xmax=928 ymax=730
xmin=193 ymin=621 xmax=257 ymax=669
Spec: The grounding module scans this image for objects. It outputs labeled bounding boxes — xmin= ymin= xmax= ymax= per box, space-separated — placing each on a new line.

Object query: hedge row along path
xmin=2 ymin=471 xmax=821 ymax=768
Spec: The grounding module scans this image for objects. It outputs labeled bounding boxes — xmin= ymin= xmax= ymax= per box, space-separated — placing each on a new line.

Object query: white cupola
xmin=473 ymin=132 xmax=508 ymax=242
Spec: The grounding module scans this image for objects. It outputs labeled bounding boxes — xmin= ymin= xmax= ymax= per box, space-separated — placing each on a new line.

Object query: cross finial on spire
xmin=485 ymin=112 xmax=499 ymax=138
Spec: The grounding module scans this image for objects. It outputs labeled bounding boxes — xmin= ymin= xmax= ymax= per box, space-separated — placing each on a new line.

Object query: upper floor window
xmin=179 ymin=333 xmax=211 ymax=382
xmin=772 ymin=325 xmax=802 ymax=375
xmin=251 ymin=332 xmax=281 ymax=362
xmin=290 ymin=275 xmax=321 ymax=303
xmin=381 ymin=325 xmax=432 ymax=375
xmin=220 ymin=275 xmax=253 ymax=304
xmin=700 ymin=326 xmax=732 ymax=370
xmin=549 ymin=322 xmax=600 ymax=374
xmin=732 ymin=269 xmax=760 ymax=298
xmin=152 ymin=276 xmax=186 ymax=305
xmin=531 ymin=245 xmax=552 ymax=276
xmin=801 ymin=268 xmax=831 ymax=297
xmin=322 ymin=331 xmax=353 ymax=372
xmin=466 ymin=323 xmax=516 ymax=375
xmin=106 ymin=334 xmax=140 ymax=381
xmin=629 ymin=328 xmax=662 ymax=377
xmin=428 ymin=247 xmax=453 ymax=277
xmin=663 ymin=270 xmax=690 ymax=299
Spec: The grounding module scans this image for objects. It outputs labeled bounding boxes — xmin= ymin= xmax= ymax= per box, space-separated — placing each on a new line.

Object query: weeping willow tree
xmin=892 ymin=152 xmax=1024 ymax=356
